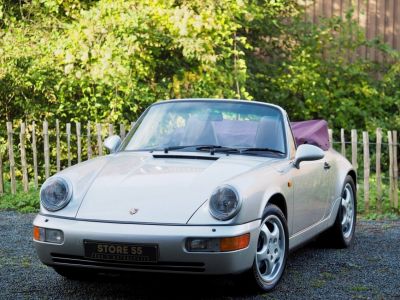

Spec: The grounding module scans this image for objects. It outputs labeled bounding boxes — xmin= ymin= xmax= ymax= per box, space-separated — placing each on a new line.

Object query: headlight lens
xmin=209 ymin=185 xmax=241 ymax=221
xmin=40 ymin=177 xmax=72 ymax=211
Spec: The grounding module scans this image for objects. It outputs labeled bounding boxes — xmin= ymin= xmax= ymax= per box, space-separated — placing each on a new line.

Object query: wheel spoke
xmin=265 ymin=257 xmax=274 ymax=275
xmin=345 ymin=188 xmax=352 ymax=205
xmin=257 ymin=247 xmax=269 ymax=263
xmin=261 ymin=224 xmax=271 ymax=242
xmin=270 ymin=223 xmax=279 ymax=241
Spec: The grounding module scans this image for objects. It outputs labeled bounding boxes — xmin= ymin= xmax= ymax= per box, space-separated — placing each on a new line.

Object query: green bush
xmin=0 ymin=0 xmax=399 ymax=133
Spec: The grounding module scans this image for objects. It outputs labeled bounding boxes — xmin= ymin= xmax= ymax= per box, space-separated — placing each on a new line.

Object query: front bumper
xmin=33 ymin=214 xmax=260 ymax=275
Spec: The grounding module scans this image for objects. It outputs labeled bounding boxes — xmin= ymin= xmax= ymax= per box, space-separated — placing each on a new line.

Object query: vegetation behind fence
xmin=0 ymin=121 xmax=398 ymax=216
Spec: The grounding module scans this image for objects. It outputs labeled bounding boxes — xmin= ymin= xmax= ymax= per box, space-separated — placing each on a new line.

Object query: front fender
xmin=39 ymin=156 xmax=111 ymax=218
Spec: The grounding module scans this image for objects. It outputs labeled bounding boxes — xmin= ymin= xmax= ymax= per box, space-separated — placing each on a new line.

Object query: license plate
xmin=84 ymin=240 xmax=158 ymax=263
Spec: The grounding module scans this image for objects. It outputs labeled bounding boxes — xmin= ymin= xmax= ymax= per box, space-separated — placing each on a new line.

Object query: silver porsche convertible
xmin=33 ymin=99 xmax=356 ymax=291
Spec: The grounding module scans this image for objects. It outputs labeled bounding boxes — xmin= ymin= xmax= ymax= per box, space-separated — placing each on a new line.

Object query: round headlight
xmin=209 ymin=185 xmax=241 ymax=221
xmin=40 ymin=177 xmax=72 ymax=211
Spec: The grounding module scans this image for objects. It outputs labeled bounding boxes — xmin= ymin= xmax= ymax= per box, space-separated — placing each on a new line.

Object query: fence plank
xmin=393 ymin=131 xmax=398 ymax=210
xmin=367 ymin=0 xmax=377 ymax=61
xmin=32 ymin=122 xmax=38 ymax=188
xmin=87 ymin=121 xmax=92 ymax=160
xmin=340 ymin=128 xmax=345 ymax=157
xmin=388 ymin=131 xmax=394 ymax=208
xmin=19 ymin=123 xmax=29 ymax=192
xmin=358 ymin=0 xmax=368 ymax=59
xmin=332 ymin=0 xmax=341 ymax=17
xmin=43 ymin=121 xmax=50 ymax=179
xmin=376 ymin=128 xmax=382 ymax=213
xmin=351 ymin=129 xmax=358 ymax=172
xmin=66 ymin=123 xmax=71 ymax=167
xmin=376 ymin=0 xmax=385 ymax=62
xmin=328 ymin=129 xmax=333 ymax=148
xmin=385 ymin=0 xmax=395 ymax=62
xmin=316 ymin=0 xmax=323 ymax=18
xmin=6 ymin=122 xmax=16 ymax=194
xmin=0 ymin=149 xmax=3 ymax=195
xmin=56 ymin=119 xmax=61 ymax=172
xmin=324 ymin=0 xmax=333 ymax=18
xmin=96 ymin=123 xmax=103 ymax=156
xmin=120 ymin=123 xmax=126 ymax=140
xmin=394 ymin=0 xmax=400 ymax=52
xmin=76 ymin=122 xmax=81 ymax=164
xmin=363 ymin=131 xmax=370 ymax=214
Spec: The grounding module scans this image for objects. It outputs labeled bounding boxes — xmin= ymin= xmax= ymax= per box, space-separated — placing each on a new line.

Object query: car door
xmin=291 ymin=158 xmax=331 ymax=234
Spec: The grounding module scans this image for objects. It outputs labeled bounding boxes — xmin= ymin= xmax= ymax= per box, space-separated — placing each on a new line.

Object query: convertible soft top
xmin=291 ymin=119 xmax=330 ymax=151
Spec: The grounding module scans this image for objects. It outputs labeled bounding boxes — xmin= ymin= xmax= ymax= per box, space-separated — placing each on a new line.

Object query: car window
xmin=121 ymin=101 xmax=287 ymax=156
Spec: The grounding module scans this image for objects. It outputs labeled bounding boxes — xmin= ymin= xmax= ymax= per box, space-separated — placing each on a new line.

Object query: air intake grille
xmin=51 ymin=253 xmax=205 ymax=273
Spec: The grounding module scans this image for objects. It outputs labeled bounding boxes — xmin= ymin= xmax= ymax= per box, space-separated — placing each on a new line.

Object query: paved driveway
xmin=1 ymin=211 xmax=399 ymax=299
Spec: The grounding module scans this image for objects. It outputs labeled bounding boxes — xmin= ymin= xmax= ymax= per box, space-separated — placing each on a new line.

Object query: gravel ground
xmin=1 ymin=211 xmax=399 ymax=300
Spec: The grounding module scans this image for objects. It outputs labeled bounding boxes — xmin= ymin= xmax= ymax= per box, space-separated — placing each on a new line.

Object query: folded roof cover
xmin=291 ymin=120 xmax=330 ymax=151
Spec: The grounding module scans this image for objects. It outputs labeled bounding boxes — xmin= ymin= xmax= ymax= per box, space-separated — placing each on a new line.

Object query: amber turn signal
xmin=220 ymin=233 xmax=250 ymax=252
xmin=33 ymin=226 xmax=42 ymax=241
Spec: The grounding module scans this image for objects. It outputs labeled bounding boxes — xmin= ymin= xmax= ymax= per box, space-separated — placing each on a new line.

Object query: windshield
xmin=121 ymin=100 xmax=287 ymax=156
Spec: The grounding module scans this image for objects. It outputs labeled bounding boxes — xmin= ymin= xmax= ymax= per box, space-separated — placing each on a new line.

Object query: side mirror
xmin=293 ymin=144 xmax=325 ymax=169
xmin=104 ymin=135 xmax=121 ymax=153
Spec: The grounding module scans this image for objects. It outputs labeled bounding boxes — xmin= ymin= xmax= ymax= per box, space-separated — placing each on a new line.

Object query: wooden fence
xmin=298 ymin=0 xmax=400 ymax=61
xmin=0 ymin=121 xmax=399 ymax=214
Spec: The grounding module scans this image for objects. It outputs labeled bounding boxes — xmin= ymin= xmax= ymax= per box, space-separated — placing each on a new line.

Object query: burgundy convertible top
xmin=291 ymin=120 xmax=330 ymax=151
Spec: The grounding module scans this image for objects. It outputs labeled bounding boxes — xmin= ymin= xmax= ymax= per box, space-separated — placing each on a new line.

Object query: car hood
xmin=75 ymin=152 xmax=276 ymax=224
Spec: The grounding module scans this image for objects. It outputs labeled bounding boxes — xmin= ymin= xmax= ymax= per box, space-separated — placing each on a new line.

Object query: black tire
xmin=328 ymin=175 xmax=357 ymax=248
xmin=241 ymin=204 xmax=289 ymax=292
xmin=53 ymin=266 xmax=95 ymax=280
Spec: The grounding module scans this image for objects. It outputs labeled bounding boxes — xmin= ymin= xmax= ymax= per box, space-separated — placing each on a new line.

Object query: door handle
xmin=324 ymin=162 xmax=331 ymax=170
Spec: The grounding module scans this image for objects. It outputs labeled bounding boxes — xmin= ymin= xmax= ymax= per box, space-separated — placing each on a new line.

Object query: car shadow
xmin=63 ymin=271 xmax=252 ymax=298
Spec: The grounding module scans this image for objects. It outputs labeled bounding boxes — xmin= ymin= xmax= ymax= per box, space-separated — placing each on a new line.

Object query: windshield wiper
xmin=159 ymin=145 xmax=284 ymax=156
xmin=162 ymin=145 xmax=239 ymax=155
xmin=195 ymin=145 xmax=240 ymax=155
xmin=239 ymin=147 xmax=285 ymax=155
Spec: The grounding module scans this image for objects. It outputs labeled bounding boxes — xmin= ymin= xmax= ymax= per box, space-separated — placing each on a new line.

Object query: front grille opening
xmin=51 ymin=253 xmax=205 ymax=273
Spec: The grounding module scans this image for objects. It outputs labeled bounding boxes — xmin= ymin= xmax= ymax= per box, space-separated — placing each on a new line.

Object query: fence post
xmin=66 ymin=123 xmax=71 ymax=167
xmin=96 ymin=123 xmax=103 ymax=156
xmin=388 ymin=131 xmax=394 ymax=208
xmin=351 ymin=129 xmax=358 ymax=172
xmin=43 ymin=121 xmax=50 ymax=179
xmin=340 ymin=128 xmax=345 ymax=157
xmin=108 ymin=124 xmax=113 ymax=137
xmin=328 ymin=129 xmax=333 ymax=148
xmin=120 ymin=123 xmax=125 ymax=140
xmin=0 ymin=150 xmax=3 ymax=195
xmin=363 ymin=131 xmax=370 ymax=214
xmin=393 ymin=131 xmax=398 ymax=210
xmin=376 ymin=128 xmax=382 ymax=214
xmin=6 ymin=122 xmax=16 ymax=195
xmin=20 ymin=123 xmax=29 ymax=192
xmin=76 ymin=122 xmax=81 ymax=164
xmin=87 ymin=121 xmax=92 ymax=160
xmin=56 ymin=119 xmax=61 ymax=172
xmin=32 ymin=121 xmax=38 ymax=188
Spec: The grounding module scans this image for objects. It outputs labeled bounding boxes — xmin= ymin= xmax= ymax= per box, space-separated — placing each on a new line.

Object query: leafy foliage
xmin=0 ymin=0 xmax=399 ymax=130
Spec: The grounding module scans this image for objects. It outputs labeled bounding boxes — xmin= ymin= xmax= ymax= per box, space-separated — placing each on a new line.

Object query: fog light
xmin=187 ymin=238 xmax=220 ymax=252
xmin=33 ymin=226 xmax=64 ymax=244
xmin=186 ymin=233 xmax=250 ymax=252
xmin=45 ymin=229 xmax=64 ymax=244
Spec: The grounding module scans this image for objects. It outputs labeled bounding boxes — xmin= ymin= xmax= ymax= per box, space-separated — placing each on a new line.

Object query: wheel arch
xmin=265 ymin=193 xmax=288 ymax=220
xmin=347 ymin=170 xmax=357 ymax=190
